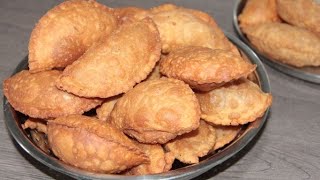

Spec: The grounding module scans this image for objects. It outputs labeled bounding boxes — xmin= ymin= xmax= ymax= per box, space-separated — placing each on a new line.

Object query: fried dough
xmin=138 ymin=4 xmax=237 ymax=54
xmin=145 ymin=56 xmax=164 ymax=81
xmin=164 ymin=121 xmax=216 ymax=164
xmin=243 ymin=22 xmax=320 ymax=67
xmin=96 ymin=95 xmax=122 ymax=121
xmin=56 ymin=18 xmax=161 ymax=98
xmin=22 ymin=118 xmax=48 ymax=134
xmin=47 ymin=115 xmax=148 ymax=173
xmin=3 ymin=70 xmax=102 ymax=119
xmin=125 ymin=143 xmax=175 ymax=175
xmin=277 ymin=0 xmax=320 ymax=36
xmin=196 ymin=79 xmax=272 ymax=126
xmin=28 ymin=0 xmax=117 ymax=72
xmin=115 ymin=6 xmax=147 ymax=24
xmin=22 ymin=118 xmax=50 ymax=153
xmin=145 ymin=62 xmax=161 ymax=81
xmin=109 ymin=78 xmax=200 ymax=144
xmin=211 ymin=125 xmax=241 ymax=151
xmin=160 ymin=46 xmax=256 ymax=91
xmin=238 ymin=0 xmax=280 ymax=28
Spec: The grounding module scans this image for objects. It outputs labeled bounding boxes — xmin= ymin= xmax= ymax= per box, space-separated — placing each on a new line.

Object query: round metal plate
xmin=3 ymin=34 xmax=271 ymax=180
xmin=233 ymin=0 xmax=320 ymax=84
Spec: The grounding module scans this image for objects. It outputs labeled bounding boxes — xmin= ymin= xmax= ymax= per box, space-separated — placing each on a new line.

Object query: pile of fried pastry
xmin=238 ymin=0 xmax=320 ymax=68
xmin=3 ymin=0 xmax=272 ymax=175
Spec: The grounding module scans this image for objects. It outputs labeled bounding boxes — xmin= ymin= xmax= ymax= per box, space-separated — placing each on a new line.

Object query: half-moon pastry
xmin=196 ymin=79 xmax=272 ymax=126
xmin=160 ymin=46 xmax=256 ymax=91
xmin=3 ymin=70 xmax=102 ymax=119
xmin=109 ymin=78 xmax=200 ymax=144
xmin=29 ymin=0 xmax=118 ymax=72
xmin=56 ymin=18 xmax=161 ymax=98
xmin=243 ymin=22 xmax=320 ymax=67
xmin=47 ymin=115 xmax=148 ymax=173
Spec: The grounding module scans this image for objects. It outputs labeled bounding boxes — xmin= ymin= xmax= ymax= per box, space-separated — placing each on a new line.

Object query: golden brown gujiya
xmin=238 ymin=0 xmax=280 ymax=28
xmin=196 ymin=79 xmax=272 ymax=126
xmin=160 ymin=46 xmax=256 ymax=91
xmin=277 ymin=0 xmax=320 ymax=36
xmin=243 ymin=22 xmax=320 ymax=67
xmin=164 ymin=120 xmax=216 ymax=164
xmin=47 ymin=115 xmax=149 ymax=173
xmin=135 ymin=4 xmax=238 ymax=54
xmin=3 ymin=70 xmax=102 ymax=119
xmin=125 ymin=143 xmax=175 ymax=175
xmin=56 ymin=18 xmax=161 ymax=98
xmin=109 ymin=78 xmax=200 ymax=144
xmin=28 ymin=0 xmax=118 ymax=72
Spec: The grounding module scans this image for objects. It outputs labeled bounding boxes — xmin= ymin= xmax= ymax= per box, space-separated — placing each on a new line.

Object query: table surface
xmin=1 ymin=0 xmax=320 ymax=179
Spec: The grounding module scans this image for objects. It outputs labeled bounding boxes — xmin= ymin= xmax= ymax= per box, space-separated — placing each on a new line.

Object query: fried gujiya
xmin=109 ymin=78 xmax=200 ymax=144
xmin=28 ymin=0 xmax=118 ymax=72
xmin=56 ymin=18 xmax=161 ymax=98
xmin=47 ymin=115 xmax=149 ymax=173
xmin=196 ymin=79 xmax=272 ymax=126
xmin=3 ymin=70 xmax=102 ymax=119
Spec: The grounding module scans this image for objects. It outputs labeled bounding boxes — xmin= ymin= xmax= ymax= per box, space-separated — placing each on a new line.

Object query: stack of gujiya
xmin=239 ymin=0 xmax=320 ymax=67
xmin=3 ymin=0 xmax=272 ymax=175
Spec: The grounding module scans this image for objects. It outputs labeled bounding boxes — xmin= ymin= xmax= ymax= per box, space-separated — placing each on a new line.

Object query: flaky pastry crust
xmin=56 ymin=18 xmax=161 ymax=98
xmin=211 ymin=125 xmax=241 ymax=151
xmin=277 ymin=0 xmax=320 ymax=36
xmin=238 ymin=0 xmax=280 ymax=28
xmin=164 ymin=121 xmax=216 ymax=164
xmin=145 ymin=61 xmax=162 ymax=81
xmin=28 ymin=0 xmax=117 ymax=72
xmin=3 ymin=70 xmax=102 ymax=119
xmin=114 ymin=6 xmax=147 ymax=24
xmin=145 ymin=4 xmax=237 ymax=54
xmin=47 ymin=115 xmax=148 ymax=173
xmin=96 ymin=95 xmax=122 ymax=121
xmin=160 ymin=46 xmax=256 ymax=91
xmin=196 ymin=79 xmax=272 ymax=126
xmin=109 ymin=78 xmax=200 ymax=144
xmin=243 ymin=22 xmax=320 ymax=67
xmin=125 ymin=143 xmax=175 ymax=175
